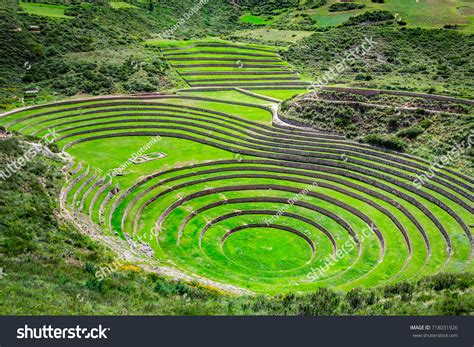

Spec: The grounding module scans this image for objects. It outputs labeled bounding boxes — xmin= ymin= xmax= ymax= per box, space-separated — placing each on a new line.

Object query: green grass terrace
xmin=1 ymin=90 xmax=472 ymax=294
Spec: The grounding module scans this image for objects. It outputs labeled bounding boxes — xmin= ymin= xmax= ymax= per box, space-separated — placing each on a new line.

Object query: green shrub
xmin=343 ymin=10 xmax=394 ymax=26
xmin=329 ymin=2 xmax=365 ymax=12
xmin=355 ymin=73 xmax=373 ymax=81
xmin=297 ymin=288 xmax=341 ymax=315
xmin=443 ymin=24 xmax=459 ymax=30
xmin=397 ymin=126 xmax=424 ymax=139
xmin=362 ymin=133 xmax=406 ymax=151
xmin=419 ymin=119 xmax=432 ymax=129
xmin=298 ymin=0 xmax=326 ymax=10
xmin=85 ymin=277 xmax=106 ymax=293
xmin=346 ymin=288 xmax=376 ymax=310
xmin=435 ymin=293 xmax=474 ymax=315
xmin=420 ymin=273 xmax=472 ymax=291
xmin=387 ymin=114 xmax=403 ymax=129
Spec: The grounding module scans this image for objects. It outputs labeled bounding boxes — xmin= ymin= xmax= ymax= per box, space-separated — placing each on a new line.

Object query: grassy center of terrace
xmin=222 ymin=227 xmax=314 ymax=272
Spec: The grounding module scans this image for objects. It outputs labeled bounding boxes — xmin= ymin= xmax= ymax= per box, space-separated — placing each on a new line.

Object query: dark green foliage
xmin=387 ymin=114 xmax=402 ymax=129
xmin=20 ymin=54 xmax=171 ymax=96
xmin=0 ymin=137 xmax=24 ymax=157
xmin=346 ymin=288 xmax=376 ymax=310
xmin=362 ymin=133 xmax=406 ymax=151
xmin=328 ymin=2 xmax=365 ymax=12
xmin=396 ymin=126 xmax=424 ymax=139
xmin=298 ymin=0 xmax=326 ymax=10
xmin=420 ymin=273 xmax=472 ymax=291
xmin=443 ymin=24 xmax=459 ymax=30
xmin=435 ymin=293 xmax=474 ymax=315
xmin=240 ymin=0 xmax=298 ymax=16
xmin=297 ymin=288 xmax=341 ymax=315
xmin=343 ymin=10 xmax=394 ymax=26
xmin=384 ymin=281 xmax=414 ymax=297
xmin=0 ymin=0 xmax=239 ymax=110
xmin=355 ymin=73 xmax=373 ymax=81
xmin=271 ymin=11 xmax=317 ymax=30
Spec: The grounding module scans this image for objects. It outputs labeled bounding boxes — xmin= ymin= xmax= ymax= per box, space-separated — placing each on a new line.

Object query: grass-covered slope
xmin=0 ymin=0 xmax=239 ymax=110
xmin=238 ymin=0 xmax=474 ymax=32
xmin=152 ymin=39 xmax=310 ymax=89
xmin=282 ymin=24 xmax=474 ymax=98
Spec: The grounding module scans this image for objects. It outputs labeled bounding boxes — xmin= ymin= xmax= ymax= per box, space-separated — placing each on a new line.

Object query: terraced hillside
xmin=158 ymin=41 xmax=310 ymax=90
xmin=1 ymin=42 xmax=472 ymax=295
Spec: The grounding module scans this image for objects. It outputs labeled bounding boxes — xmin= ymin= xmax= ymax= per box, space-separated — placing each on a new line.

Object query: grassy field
xmin=242 ymin=0 xmax=474 ymax=32
xmin=308 ymin=0 xmax=474 ymax=31
xmin=109 ymin=1 xmax=138 ymax=9
xmin=228 ymin=28 xmax=314 ymax=44
xmin=1 ymin=130 xmax=472 ymax=314
xmin=19 ymin=2 xmax=72 ymax=19
xmin=240 ymin=13 xmax=272 ymax=25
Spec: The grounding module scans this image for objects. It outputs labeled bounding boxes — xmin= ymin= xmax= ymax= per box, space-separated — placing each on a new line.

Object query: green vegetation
xmin=0 ymin=134 xmax=472 ymax=314
xmin=228 ymin=28 xmax=313 ymax=45
xmin=271 ymin=11 xmax=318 ymax=30
xmin=158 ymin=40 xmax=308 ymax=90
xmin=282 ymin=25 xmax=474 ymax=98
xmin=0 ymin=0 xmax=240 ymax=111
xmin=361 ymin=133 xmax=406 ymax=151
xmin=298 ymin=0 xmax=326 ymax=10
xmin=311 ymin=0 xmax=474 ymax=31
xmin=1 ymin=79 xmax=472 ymax=294
xmin=0 ymin=0 xmax=473 ymax=316
xmin=239 ymin=0 xmax=299 ymax=16
xmin=280 ymin=90 xmax=474 ymax=175
xmin=19 ymin=2 xmax=73 ymax=19
xmin=342 ymin=10 xmax=393 ymax=25
xmin=328 ymin=3 xmax=365 ymax=12
xmin=239 ymin=0 xmax=474 ymax=31
xmin=240 ymin=14 xmax=272 ymax=25
xmin=109 ymin=1 xmax=138 ymax=9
